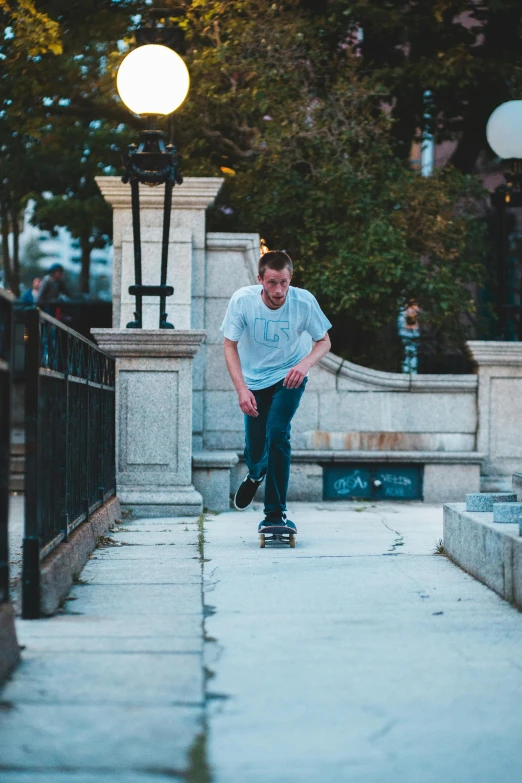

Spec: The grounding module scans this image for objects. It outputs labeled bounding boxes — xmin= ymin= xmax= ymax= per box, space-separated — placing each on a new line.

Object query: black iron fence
xmin=21 ymin=308 xmax=116 ymax=619
xmin=0 ymin=290 xmax=13 ymax=606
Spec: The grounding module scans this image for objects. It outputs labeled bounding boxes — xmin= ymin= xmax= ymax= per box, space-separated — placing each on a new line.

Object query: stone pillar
xmin=93 ymin=176 xmax=225 ymax=515
xmin=467 ymin=341 xmax=522 ymax=490
xmin=95 ymin=176 xmax=223 ymax=330
xmin=93 ymin=329 xmax=205 ymax=517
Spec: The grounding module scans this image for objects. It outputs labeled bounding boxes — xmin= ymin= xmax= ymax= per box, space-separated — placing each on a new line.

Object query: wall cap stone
xmin=193 ymin=450 xmax=239 ymax=468
xmin=236 ymin=450 xmax=486 ymax=464
xmin=319 ymin=352 xmax=477 ymax=392
xmin=92 ymin=328 xmax=206 ymax=358
xmin=206 ymin=232 xmax=258 ymax=247
xmin=95 ymin=176 xmax=224 ymax=210
xmin=467 ymin=340 xmax=522 ymax=366
xmin=206 ymin=232 xmax=259 ymax=286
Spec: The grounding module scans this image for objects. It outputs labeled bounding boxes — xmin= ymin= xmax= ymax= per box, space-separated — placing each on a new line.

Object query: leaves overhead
xmin=0 ymin=0 xmax=501 ymax=363
xmin=173 ymin=1 xmax=488 ymax=362
xmin=0 ymin=0 xmax=62 ymax=59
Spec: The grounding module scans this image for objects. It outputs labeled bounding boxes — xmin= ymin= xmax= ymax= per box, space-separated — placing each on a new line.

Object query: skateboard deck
xmin=259 ymin=525 xmax=297 ymax=548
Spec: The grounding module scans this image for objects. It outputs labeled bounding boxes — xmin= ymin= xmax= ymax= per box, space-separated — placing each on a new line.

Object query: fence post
xmin=22 ymin=308 xmax=41 ymax=619
xmin=62 ymin=330 xmax=70 ymax=541
xmin=0 ymin=291 xmax=13 ymax=607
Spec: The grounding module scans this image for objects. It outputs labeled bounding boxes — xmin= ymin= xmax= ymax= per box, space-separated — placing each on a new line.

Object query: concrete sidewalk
xmin=0 ymin=514 xmax=208 ymax=783
xmin=204 ymin=501 xmax=522 ymax=783
xmin=3 ymin=501 xmax=522 ymax=783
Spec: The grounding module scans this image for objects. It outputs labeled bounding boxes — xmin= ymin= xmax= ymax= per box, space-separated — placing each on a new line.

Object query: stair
xmin=9 ymin=428 xmax=25 ymax=493
xmin=442 ymin=473 xmax=522 ymax=612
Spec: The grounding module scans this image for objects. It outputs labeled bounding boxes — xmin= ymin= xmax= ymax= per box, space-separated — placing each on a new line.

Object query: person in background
xmin=36 ymin=264 xmax=70 ymax=318
xmin=20 ymin=277 xmax=41 ymax=305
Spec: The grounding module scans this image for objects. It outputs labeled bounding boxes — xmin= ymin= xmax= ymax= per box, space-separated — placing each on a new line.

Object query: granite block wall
xmin=200 ymin=232 xmax=479 ymax=462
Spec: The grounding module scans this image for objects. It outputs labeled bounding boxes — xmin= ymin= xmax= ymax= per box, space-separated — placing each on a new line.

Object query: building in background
xmin=3 ymin=201 xmax=113 ymax=301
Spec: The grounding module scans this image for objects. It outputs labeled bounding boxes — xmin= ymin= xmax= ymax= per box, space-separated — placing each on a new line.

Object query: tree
xmin=169 ymin=0 xmax=487 ymax=367
xmin=0 ymin=0 xmax=62 ymax=293
xmin=0 ymin=1 xmax=496 ymax=363
xmin=0 ymin=0 xmax=61 ymax=58
xmin=302 ymin=0 xmax=522 ymax=173
xmin=0 ymin=125 xmax=51 ymax=295
xmin=0 ymin=1 xmax=140 ymax=294
xmin=30 ymin=119 xmax=132 ymax=294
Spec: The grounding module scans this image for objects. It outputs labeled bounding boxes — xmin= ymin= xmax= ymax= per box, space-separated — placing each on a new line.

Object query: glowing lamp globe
xmin=117 ymin=44 xmax=189 ymax=116
xmin=486 ymin=101 xmax=522 ymax=159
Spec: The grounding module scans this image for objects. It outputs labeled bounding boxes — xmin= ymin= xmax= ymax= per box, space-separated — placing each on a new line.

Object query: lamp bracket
xmin=123 ymin=129 xmax=181 ymax=329
xmin=135 ymin=9 xmax=186 ymax=53
xmin=129 ymin=285 xmax=174 ymax=297
xmin=122 ymin=130 xmax=183 ymax=188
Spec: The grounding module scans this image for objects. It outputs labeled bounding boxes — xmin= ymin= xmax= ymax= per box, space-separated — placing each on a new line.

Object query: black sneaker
xmin=258 ymin=512 xmax=297 ymax=533
xmin=234 ymin=473 xmax=265 ymax=510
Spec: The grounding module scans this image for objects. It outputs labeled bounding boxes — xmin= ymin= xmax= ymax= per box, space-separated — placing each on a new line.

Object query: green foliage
xmin=29 ymin=118 xmax=132 ymax=293
xmin=174 ymin=0 xmax=487 ymax=364
xmin=308 ymin=0 xmax=522 ymax=169
xmin=0 ymin=1 xmax=140 ymax=294
xmin=0 ymin=1 xmax=500 ymax=359
xmin=0 ymin=0 xmax=62 ymax=59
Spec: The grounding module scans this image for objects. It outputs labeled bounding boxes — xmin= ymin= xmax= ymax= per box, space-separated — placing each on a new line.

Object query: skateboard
xmin=259 ymin=525 xmax=296 ymax=548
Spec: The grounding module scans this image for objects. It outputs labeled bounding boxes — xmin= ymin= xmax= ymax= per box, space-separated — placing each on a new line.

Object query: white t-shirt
xmin=220 ymin=285 xmax=332 ymax=390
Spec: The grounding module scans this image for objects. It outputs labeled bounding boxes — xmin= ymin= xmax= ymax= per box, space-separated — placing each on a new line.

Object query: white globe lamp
xmin=486 ymin=100 xmax=522 ymax=159
xmin=117 ymin=38 xmax=189 ymax=329
xmin=117 ymin=44 xmax=190 ymax=116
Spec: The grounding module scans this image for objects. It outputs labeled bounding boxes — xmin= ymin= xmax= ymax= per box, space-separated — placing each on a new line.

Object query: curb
xmin=37 ymin=496 xmax=121 ymax=616
xmin=443 ymin=503 xmax=522 ymax=610
xmin=0 ymin=604 xmax=20 ymax=684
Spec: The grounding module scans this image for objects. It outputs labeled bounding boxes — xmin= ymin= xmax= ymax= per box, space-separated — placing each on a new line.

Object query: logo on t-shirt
xmin=254 ymin=318 xmax=290 ymax=349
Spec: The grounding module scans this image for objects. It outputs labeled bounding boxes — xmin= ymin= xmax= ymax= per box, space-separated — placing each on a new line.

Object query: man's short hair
xmin=258 ymin=250 xmax=293 ymax=278
xmin=49 ymin=263 xmax=64 ymax=274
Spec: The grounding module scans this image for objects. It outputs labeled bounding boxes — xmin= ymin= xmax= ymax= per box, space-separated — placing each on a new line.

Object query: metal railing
xmin=0 ymin=290 xmax=13 ymax=606
xmin=21 ymin=308 xmax=116 ymax=618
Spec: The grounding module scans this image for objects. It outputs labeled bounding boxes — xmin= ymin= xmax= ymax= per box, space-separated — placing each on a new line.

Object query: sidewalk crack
xmin=369 ymin=511 xmax=405 ymax=554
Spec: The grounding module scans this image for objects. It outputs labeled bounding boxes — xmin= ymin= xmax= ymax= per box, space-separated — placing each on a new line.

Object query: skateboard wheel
xmin=289 ymin=534 xmax=296 ymax=548
xmin=259 ymin=533 xmax=265 ymax=548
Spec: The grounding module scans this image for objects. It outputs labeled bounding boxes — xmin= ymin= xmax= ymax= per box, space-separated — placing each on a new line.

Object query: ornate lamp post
xmin=486 ymin=101 xmax=522 ymax=340
xmin=116 ymin=10 xmax=190 ymax=329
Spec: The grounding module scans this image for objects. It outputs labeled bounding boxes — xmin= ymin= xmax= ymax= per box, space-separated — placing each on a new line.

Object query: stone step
xmin=493 ymin=502 xmax=522 ymax=524
xmin=9 ymin=474 xmax=24 ymax=492
xmin=513 ymin=473 xmax=522 ymax=501
xmin=444 ymin=504 xmax=522 ymax=610
xmin=9 ymin=456 xmax=24 ymax=474
xmin=465 ymin=492 xmax=516 ymax=512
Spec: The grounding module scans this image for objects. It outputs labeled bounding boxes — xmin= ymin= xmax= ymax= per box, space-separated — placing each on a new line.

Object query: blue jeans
xmin=244 ymin=377 xmax=307 ymax=516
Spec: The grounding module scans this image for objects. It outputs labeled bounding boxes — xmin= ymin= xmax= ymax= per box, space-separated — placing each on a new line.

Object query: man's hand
xmin=224 ymin=340 xmax=258 ymax=416
xmin=283 ymin=360 xmax=310 ymax=389
xmin=238 ymin=388 xmax=259 ymax=417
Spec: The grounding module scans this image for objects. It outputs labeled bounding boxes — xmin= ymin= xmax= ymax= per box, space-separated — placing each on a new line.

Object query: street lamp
xmin=486 ymin=101 xmax=522 ymax=340
xmin=487 ymin=101 xmax=522 ymax=162
xmin=116 ymin=10 xmax=189 ymax=329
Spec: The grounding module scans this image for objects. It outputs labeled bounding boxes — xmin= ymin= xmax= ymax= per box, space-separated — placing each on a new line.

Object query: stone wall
xmin=195 ymin=230 xmax=489 ymax=502
xmin=467 ymin=342 xmax=522 ymax=491
xmin=94 ymin=176 xmax=522 ymax=503
xmin=201 ymin=232 xmax=475 ymax=439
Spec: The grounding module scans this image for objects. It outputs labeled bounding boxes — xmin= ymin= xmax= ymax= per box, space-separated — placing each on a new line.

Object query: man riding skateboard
xmin=221 ymin=250 xmax=332 ymax=535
